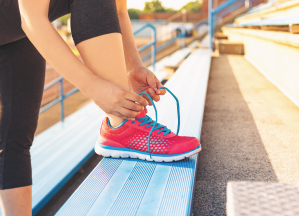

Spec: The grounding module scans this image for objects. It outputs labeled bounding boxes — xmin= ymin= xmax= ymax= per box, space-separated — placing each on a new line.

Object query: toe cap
xmin=168 ymin=137 xmax=200 ymax=155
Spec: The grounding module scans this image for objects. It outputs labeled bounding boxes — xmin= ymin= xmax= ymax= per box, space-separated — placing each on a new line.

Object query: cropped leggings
xmin=0 ymin=0 xmax=121 ymax=189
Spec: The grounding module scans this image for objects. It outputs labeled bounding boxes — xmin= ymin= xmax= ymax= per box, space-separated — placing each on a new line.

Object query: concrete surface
xmin=222 ymin=27 xmax=299 ymax=108
xmin=193 ymin=54 xmax=299 ymax=215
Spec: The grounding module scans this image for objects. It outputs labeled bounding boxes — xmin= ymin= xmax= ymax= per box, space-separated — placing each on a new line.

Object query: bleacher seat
xmin=31 ymin=103 xmax=105 ymax=215
xmin=200 ymin=34 xmax=210 ymax=48
xmin=149 ymin=41 xmax=198 ymax=80
xmin=55 ymin=48 xmax=212 ymax=216
xmin=163 ymin=47 xmax=192 ymax=69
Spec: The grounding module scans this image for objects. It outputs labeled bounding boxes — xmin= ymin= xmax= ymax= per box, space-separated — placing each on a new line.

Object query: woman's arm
xmin=116 ymin=0 xmax=166 ymax=102
xmin=18 ymin=0 xmax=147 ymax=119
xmin=19 ymin=0 xmax=96 ymax=90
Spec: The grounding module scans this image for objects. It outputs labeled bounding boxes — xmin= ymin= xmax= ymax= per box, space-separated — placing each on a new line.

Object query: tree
xmin=128 ymin=8 xmax=141 ymax=19
xmin=144 ymin=0 xmax=166 ymax=13
xmin=165 ymin=8 xmax=178 ymax=13
xmin=180 ymin=1 xmax=202 ymax=13
xmin=58 ymin=14 xmax=70 ymax=26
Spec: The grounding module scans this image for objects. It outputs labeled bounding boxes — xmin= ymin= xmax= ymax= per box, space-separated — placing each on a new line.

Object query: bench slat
xmin=56 ymin=48 xmax=211 ymax=216
xmin=148 ymin=41 xmax=197 ymax=80
xmin=163 ymin=47 xmax=192 ymax=68
xmin=135 ymin=164 xmax=172 ymax=215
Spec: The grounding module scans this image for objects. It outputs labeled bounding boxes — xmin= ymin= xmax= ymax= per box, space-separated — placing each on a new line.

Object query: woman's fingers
xmin=156 ymin=78 xmax=166 ymax=95
xmin=122 ymin=100 xmax=144 ymax=112
xmin=147 ymin=88 xmax=160 ymax=102
xmin=141 ymin=94 xmax=153 ymax=105
xmin=125 ymin=91 xmax=148 ymax=106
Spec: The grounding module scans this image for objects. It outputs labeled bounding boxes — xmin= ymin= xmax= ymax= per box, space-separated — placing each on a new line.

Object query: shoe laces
xmin=137 ymin=87 xmax=180 ymax=157
xmin=136 ymin=116 xmax=171 ymax=136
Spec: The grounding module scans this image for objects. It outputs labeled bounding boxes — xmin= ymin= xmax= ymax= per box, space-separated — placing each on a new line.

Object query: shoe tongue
xmin=136 ymin=110 xmax=146 ymax=119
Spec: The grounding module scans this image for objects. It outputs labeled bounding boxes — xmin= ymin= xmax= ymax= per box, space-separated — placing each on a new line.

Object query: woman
xmin=0 ymin=0 xmax=200 ymax=215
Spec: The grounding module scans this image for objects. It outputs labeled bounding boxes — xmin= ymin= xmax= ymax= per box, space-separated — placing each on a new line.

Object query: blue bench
xmin=31 ymin=103 xmax=105 ymax=215
xmin=55 ymin=48 xmax=212 ymax=216
xmin=148 ymin=41 xmax=199 ymax=80
xmin=163 ymin=47 xmax=193 ymax=69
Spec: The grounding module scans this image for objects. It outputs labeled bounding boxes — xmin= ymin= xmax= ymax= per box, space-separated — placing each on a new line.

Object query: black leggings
xmin=0 ymin=0 xmax=121 ymax=189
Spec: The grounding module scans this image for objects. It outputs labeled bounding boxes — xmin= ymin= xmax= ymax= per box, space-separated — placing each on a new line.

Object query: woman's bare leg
xmin=77 ymin=33 xmax=134 ymax=127
xmin=0 ymin=186 xmax=32 ymax=216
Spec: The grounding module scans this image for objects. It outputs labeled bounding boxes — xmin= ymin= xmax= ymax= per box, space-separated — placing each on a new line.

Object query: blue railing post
xmin=209 ymin=0 xmax=214 ymax=49
xmin=59 ymin=79 xmax=65 ymax=122
xmin=152 ymin=27 xmax=157 ymax=72
xmin=133 ymin=23 xmax=157 ymax=72
xmin=209 ymin=0 xmax=243 ymax=49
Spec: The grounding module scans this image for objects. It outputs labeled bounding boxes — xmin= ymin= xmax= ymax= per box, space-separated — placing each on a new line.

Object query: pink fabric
xmin=98 ymin=136 xmax=125 ymax=148
xmin=136 ymin=110 xmax=146 ymax=118
xmin=99 ymin=114 xmax=199 ymax=155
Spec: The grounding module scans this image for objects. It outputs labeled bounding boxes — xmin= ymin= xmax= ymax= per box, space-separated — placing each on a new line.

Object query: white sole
xmin=95 ymin=142 xmax=201 ymax=162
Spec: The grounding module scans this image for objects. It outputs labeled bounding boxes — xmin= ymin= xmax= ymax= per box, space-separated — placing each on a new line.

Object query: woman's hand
xmin=83 ymin=77 xmax=149 ymax=120
xmin=128 ymin=65 xmax=166 ymax=105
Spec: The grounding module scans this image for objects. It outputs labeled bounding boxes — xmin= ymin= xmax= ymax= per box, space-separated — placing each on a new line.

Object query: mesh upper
xmin=100 ymin=117 xmax=198 ymax=155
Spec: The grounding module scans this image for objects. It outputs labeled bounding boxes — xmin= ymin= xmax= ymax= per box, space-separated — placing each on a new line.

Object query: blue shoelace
xmin=137 ymin=87 xmax=180 ymax=157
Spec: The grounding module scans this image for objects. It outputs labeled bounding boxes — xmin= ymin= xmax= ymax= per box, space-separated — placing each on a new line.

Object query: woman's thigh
xmin=0 ymin=0 xmax=121 ymax=46
xmin=0 ymin=0 xmax=71 ymax=45
xmin=0 ymin=37 xmax=45 ymax=189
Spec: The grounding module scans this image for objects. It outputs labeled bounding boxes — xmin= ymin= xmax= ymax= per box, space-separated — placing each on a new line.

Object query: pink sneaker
xmin=95 ymin=108 xmax=201 ymax=162
xmin=95 ymin=88 xmax=201 ymax=162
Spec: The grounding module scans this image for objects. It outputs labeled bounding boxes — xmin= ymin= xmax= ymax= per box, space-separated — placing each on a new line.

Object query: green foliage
xmin=165 ymin=8 xmax=178 ymax=13
xmin=180 ymin=1 xmax=202 ymax=13
xmin=144 ymin=0 xmax=166 ymax=13
xmin=128 ymin=8 xmax=141 ymax=19
xmin=140 ymin=0 xmax=200 ymax=14
xmin=58 ymin=14 xmax=70 ymax=26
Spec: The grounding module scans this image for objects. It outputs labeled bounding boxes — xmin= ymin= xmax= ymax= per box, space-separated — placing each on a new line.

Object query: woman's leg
xmin=76 ymin=34 xmax=129 ymax=127
xmin=0 ymin=187 xmax=32 ymax=216
xmin=0 ymin=37 xmax=46 ymax=216
xmin=70 ymin=0 xmax=130 ymax=127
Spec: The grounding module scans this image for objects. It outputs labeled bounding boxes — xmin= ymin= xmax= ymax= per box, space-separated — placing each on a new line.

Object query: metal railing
xmin=133 ymin=23 xmax=157 ymax=71
xmin=40 ymin=77 xmax=79 ymax=122
xmin=141 ymin=25 xmax=187 ymax=62
xmin=209 ymin=0 xmax=253 ymax=48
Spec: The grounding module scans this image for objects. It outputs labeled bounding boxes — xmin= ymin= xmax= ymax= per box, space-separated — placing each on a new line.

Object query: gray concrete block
xmin=227 ymin=181 xmax=299 ymax=216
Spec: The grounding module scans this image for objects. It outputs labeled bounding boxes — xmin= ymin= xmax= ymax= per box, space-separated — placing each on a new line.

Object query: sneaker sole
xmin=95 ymin=142 xmax=201 ymax=162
